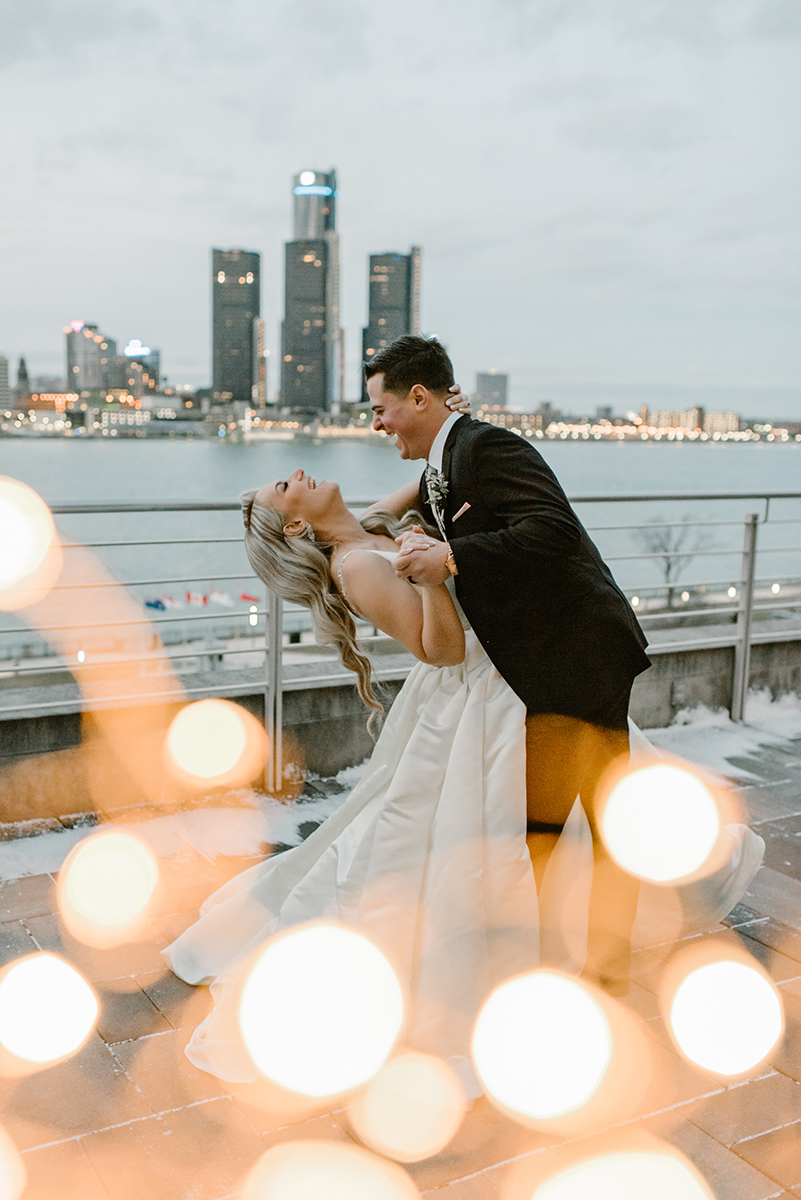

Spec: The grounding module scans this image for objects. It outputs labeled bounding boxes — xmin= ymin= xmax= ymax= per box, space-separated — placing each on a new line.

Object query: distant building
xmin=281 ymin=169 xmax=344 ymax=414
xmin=212 ymin=248 xmax=261 ymax=406
xmin=361 ymin=248 xmax=421 ymax=397
xmin=704 ymin=411 xmax=740 ymax=435
xmin=64 ymin=322 xmax=117 ymax=392
xmin=596 ymin=405 xmax=614 ymax=421
xmin=110 ymin=338 xmax=162 ymax=399
xmin=253 ymin=317 xmax=267 ymax=407
xmin=474 ymin=371 xmax=508 ymax=408
xmin=646 ymin=407 xmax=704 ymax=432
xmin=0 ymin=356 xmax=9 ymax=408
xmin=16 ymin=357 xmax=30 ymax=401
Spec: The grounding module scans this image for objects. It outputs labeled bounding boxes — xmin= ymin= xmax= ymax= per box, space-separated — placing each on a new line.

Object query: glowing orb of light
xmin=165 ymin=698 xmax=264 ymax=785
xmin=601 ymin=764 xmax=720 ymax=882
xmin=244 ymin=1140 xmax=420 ymax=1199
xmin=669 ymin=961 xmax=783 ymax=1075
xmin=472 ymin=972 xmax=612 ymax=1119
xmin=0 ymin=1127 xmax=26 ymax=1200
xmin=59 ymin=830 xmax=160 ymax=945
xmin=298 ymin=170 xmax=316 ymax=186
xmin=533 ymin=1151 xmax=713 ymax=1199
xmin=239 ymin=924 xmax=403 ymax=1097
xmin=0 ymin=478 xmax=59 ymax=610
xmin=0 ymin=955 xmax=98 ymax=1064
xmin=349 ymin=1052 xmax=465 ymax=1162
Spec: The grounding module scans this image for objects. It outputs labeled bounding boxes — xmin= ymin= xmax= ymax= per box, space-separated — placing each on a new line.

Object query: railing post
xmin=731 ymin=513 xmax=758 ymax=722
xmin=264 ymin=589 xmax=283 ymax=793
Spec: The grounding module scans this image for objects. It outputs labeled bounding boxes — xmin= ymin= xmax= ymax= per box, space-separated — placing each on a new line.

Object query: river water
xmin=1 ymin=437 xmax=800 ymax=655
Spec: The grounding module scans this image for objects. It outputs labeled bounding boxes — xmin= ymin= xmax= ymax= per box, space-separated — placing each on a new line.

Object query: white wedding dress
xmin=162 ymin=553 xmax=764 ymax=1095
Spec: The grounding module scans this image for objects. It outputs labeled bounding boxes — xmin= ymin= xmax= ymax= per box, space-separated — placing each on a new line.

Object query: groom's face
xmin=368 ymin=375 xmax=428 ymax=460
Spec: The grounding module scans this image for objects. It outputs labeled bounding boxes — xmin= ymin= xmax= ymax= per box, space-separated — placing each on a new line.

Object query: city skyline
xmin=1 ymin=2 xmax=798 ymax=418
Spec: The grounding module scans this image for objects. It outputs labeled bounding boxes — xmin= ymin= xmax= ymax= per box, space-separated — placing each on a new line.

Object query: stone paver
xmin=0 ymin=745 xmax=799 ymax=1198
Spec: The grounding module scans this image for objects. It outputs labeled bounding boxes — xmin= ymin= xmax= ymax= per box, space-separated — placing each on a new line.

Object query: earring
xmin=306 ymin=523 xmax=316 ymax=542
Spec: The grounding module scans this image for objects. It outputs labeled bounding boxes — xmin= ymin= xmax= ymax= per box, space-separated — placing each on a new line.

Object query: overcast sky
xmin=1 ymin=0 xmax=799 ymax=416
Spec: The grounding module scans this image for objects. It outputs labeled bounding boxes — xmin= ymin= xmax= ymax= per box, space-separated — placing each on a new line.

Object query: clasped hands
xmin=395 ymin=527 xmax=451 ymax=586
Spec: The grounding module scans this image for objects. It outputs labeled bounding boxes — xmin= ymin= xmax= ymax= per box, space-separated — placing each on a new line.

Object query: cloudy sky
xmin=1 ymin=0 xmax=799 ymax=416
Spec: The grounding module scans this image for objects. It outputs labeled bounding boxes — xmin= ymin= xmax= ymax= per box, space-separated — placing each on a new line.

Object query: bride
xmin=162 ymin=461 xmax=764 ymax=1095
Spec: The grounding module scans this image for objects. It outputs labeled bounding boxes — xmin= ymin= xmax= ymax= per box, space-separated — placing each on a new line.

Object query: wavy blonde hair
xmin=240 ymin=489 xmax=438 ymax=732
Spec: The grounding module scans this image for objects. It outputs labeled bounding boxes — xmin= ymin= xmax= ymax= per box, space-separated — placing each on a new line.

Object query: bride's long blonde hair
xmin=240 ymin=490 xmax=437 ymax=731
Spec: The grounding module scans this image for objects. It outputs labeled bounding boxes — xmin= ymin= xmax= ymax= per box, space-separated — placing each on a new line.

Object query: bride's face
xmin=256 ymin=468 xmax=340 ymax=528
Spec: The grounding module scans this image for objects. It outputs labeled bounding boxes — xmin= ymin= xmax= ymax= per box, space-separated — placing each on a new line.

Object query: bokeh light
xmin=243 ymin=1140 xmax=420 ymax=1199
xmin=669 ymin=960 xmax=783 ymax=1074
xmin=0 ymin=478 xmax=61 ymax=611
xmin=533 ymin=1150 xmax=713 ymax=1199
xmin=0 ymin=1127 xmax=26 ymax=1200
xmin=0 ymin=955 xmax=98 ymax=1064
xmin=601 ymin=764 xmax=720 ymax=882
xmin=239 ymin=924 xmax=403 ymax=1097
xmin=59 ymin=829 xmax=160 ymax=947
xmin=165 ymin=698 xmax=266 ymax=787
xmin=349 ymin=1052 xmax=465 ymax=1162
xmin=472 ymin=972 xmax=611 ymax=1119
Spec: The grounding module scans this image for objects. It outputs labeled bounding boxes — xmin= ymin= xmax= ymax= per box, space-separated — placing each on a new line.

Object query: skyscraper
xmin=281 ymin=169 xmax=344 ymax=413
xmin=0 ymin=356 xmax=10 ymax=408
xmin=212 ymin=248 xmax=261 ymax=406
xmin=64 ymin=322 xmax=117 ymax=391
xmin=16 ymin=357 xmax=30 ymax=402
xmin=475 ymin=371 xmax=508 ymax=408
xmin=362 ymin=247 xmax=421 ymax=366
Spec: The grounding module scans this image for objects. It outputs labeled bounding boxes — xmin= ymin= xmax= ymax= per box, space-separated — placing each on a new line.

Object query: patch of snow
xmin=334 ymin=760 xmax=369 ymax=790
xmin=647 ymin=689 xmax=801 ymax=780
xmin=0 ymin=826 xmax=90 ymax=880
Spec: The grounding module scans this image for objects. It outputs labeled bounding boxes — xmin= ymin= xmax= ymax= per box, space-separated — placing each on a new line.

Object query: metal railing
xmin=1 ymin=492 xmax=800 ymax=793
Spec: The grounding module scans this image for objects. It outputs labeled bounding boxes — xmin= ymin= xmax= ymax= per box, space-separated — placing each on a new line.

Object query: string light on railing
xmin=727 ymin=586 xmax=737 ymax=598
xmin=771 ymin=583 xmax=781 ymax=594
xmin=630 ymin=596 xmax=640 ymax=608
xmin=249 ymin=604 xmax=259 ymax=627
xmin=77 ymin=649 xmax=86 ymax=663
xmin=681 ymin=591 xmax=690 ymax=602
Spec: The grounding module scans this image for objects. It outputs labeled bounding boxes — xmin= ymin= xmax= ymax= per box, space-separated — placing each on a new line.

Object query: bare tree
xmin=632 ymin=516 xmax=714 ymax=609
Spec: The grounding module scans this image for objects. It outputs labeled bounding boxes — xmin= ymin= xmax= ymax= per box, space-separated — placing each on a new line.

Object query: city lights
xmin=601 ymin=764 xmax=720 ymax=882
xmin=59 ymin=830 xmax=160 ymax=947
xmin=0 ymin=955 xmax=98 ymax=1066
xmin=669 ymin=960 xmax=783 ymax=1075
xmin=0 ymin=477 xmax=62 ymax=610
xmin=348 ymin=1052 xmax=465 ymax=1162
xmin=472 ymin=972 xmax=612 ymax=1120
xmin=239 ymin=924 xmax=403 ymax=1096
xmin=165 ymin=698 xmax=266 ymax=787
xmin=533 ymin=1149 xmax=713 ymax=1199
xmin=243 ymin=1140 xmax=420 ymax=1199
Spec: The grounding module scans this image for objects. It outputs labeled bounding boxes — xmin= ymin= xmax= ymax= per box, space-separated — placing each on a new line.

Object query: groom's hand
xmin=395 ymin=529 xmax=451 ymax=586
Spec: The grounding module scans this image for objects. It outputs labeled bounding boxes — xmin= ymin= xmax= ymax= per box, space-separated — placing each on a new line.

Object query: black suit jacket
xmin=418 ymin=416 xmax=650 ymax=722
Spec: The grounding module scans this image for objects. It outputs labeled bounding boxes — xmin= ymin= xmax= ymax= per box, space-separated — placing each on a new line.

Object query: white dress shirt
xmin=427 ymin=410 xmax=463 ymax=474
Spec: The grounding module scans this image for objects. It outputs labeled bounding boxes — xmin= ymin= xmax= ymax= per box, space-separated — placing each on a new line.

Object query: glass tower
xmin=281 ymin=170 xmax=343 ymax=413
xmin=212 ymin=248 xmax=261 ymax=405
xmin=361 ymin=248 xmax=421 ymax=399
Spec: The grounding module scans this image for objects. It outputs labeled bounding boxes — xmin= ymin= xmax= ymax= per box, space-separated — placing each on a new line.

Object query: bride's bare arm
xmin=339 ymin=552 xmax=465 ymax=666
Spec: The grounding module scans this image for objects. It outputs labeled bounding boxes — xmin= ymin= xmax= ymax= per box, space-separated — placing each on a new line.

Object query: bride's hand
xmin=395 ymin=525 xmax=438 ymax=554
xmin=446 ymin=384 xmax=471 ymax=415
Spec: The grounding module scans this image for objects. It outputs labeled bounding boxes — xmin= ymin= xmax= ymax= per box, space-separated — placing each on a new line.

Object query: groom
xmin=366 ymin=335 xmax=651 ymax=993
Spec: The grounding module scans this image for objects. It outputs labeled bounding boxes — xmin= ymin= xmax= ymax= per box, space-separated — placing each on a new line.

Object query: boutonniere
xmin=427 ymin=474 xmax=449 ymax=509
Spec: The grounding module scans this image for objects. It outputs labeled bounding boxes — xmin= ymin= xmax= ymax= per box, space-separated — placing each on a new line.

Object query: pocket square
xmin=452 ymin=502 xmax=471 ymax=521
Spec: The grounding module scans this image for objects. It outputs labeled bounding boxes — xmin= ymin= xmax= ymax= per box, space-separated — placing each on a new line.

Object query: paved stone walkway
xmin=0 ymin=739 xmax=800 ymax=1199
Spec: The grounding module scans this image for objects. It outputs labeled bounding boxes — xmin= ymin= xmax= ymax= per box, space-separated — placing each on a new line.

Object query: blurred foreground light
xmin=240 ymin=924 xmax=403 ymax=1097
xmin=0 ymin=1127 xmax=25 ymax=1200
xmin=602 ymin=764 xmax=720 ymax=882
xmin=59 ymin=830 xmax=160 ymax=947
xmin=244 ymin=1140 xmax=420 ymax=1199
xmin=350 ymin=1052 xmax=465 ymax=1162
xmin=669 ymin=961 xmax=783 ymax=1075
xmin=472 ymin=972 xmax=611 ymax=1120
xmin=165 ymin=698 xmax=266 ymax=787
xmin=533 ymin=1150 xmax=713 ymax=1199
xmin=0 ymin=478 xmax=61 ymax=611
xmin=0 ymin=955 xmax=97 ymax=1064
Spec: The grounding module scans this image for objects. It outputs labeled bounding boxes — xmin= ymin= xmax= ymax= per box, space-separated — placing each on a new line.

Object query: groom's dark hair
xmin=364 ymin=336 xmax=455 ymax=397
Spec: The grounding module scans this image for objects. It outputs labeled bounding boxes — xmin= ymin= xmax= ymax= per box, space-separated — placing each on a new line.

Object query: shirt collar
xmin=427 ymin=410 xmax=462 ymax=473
